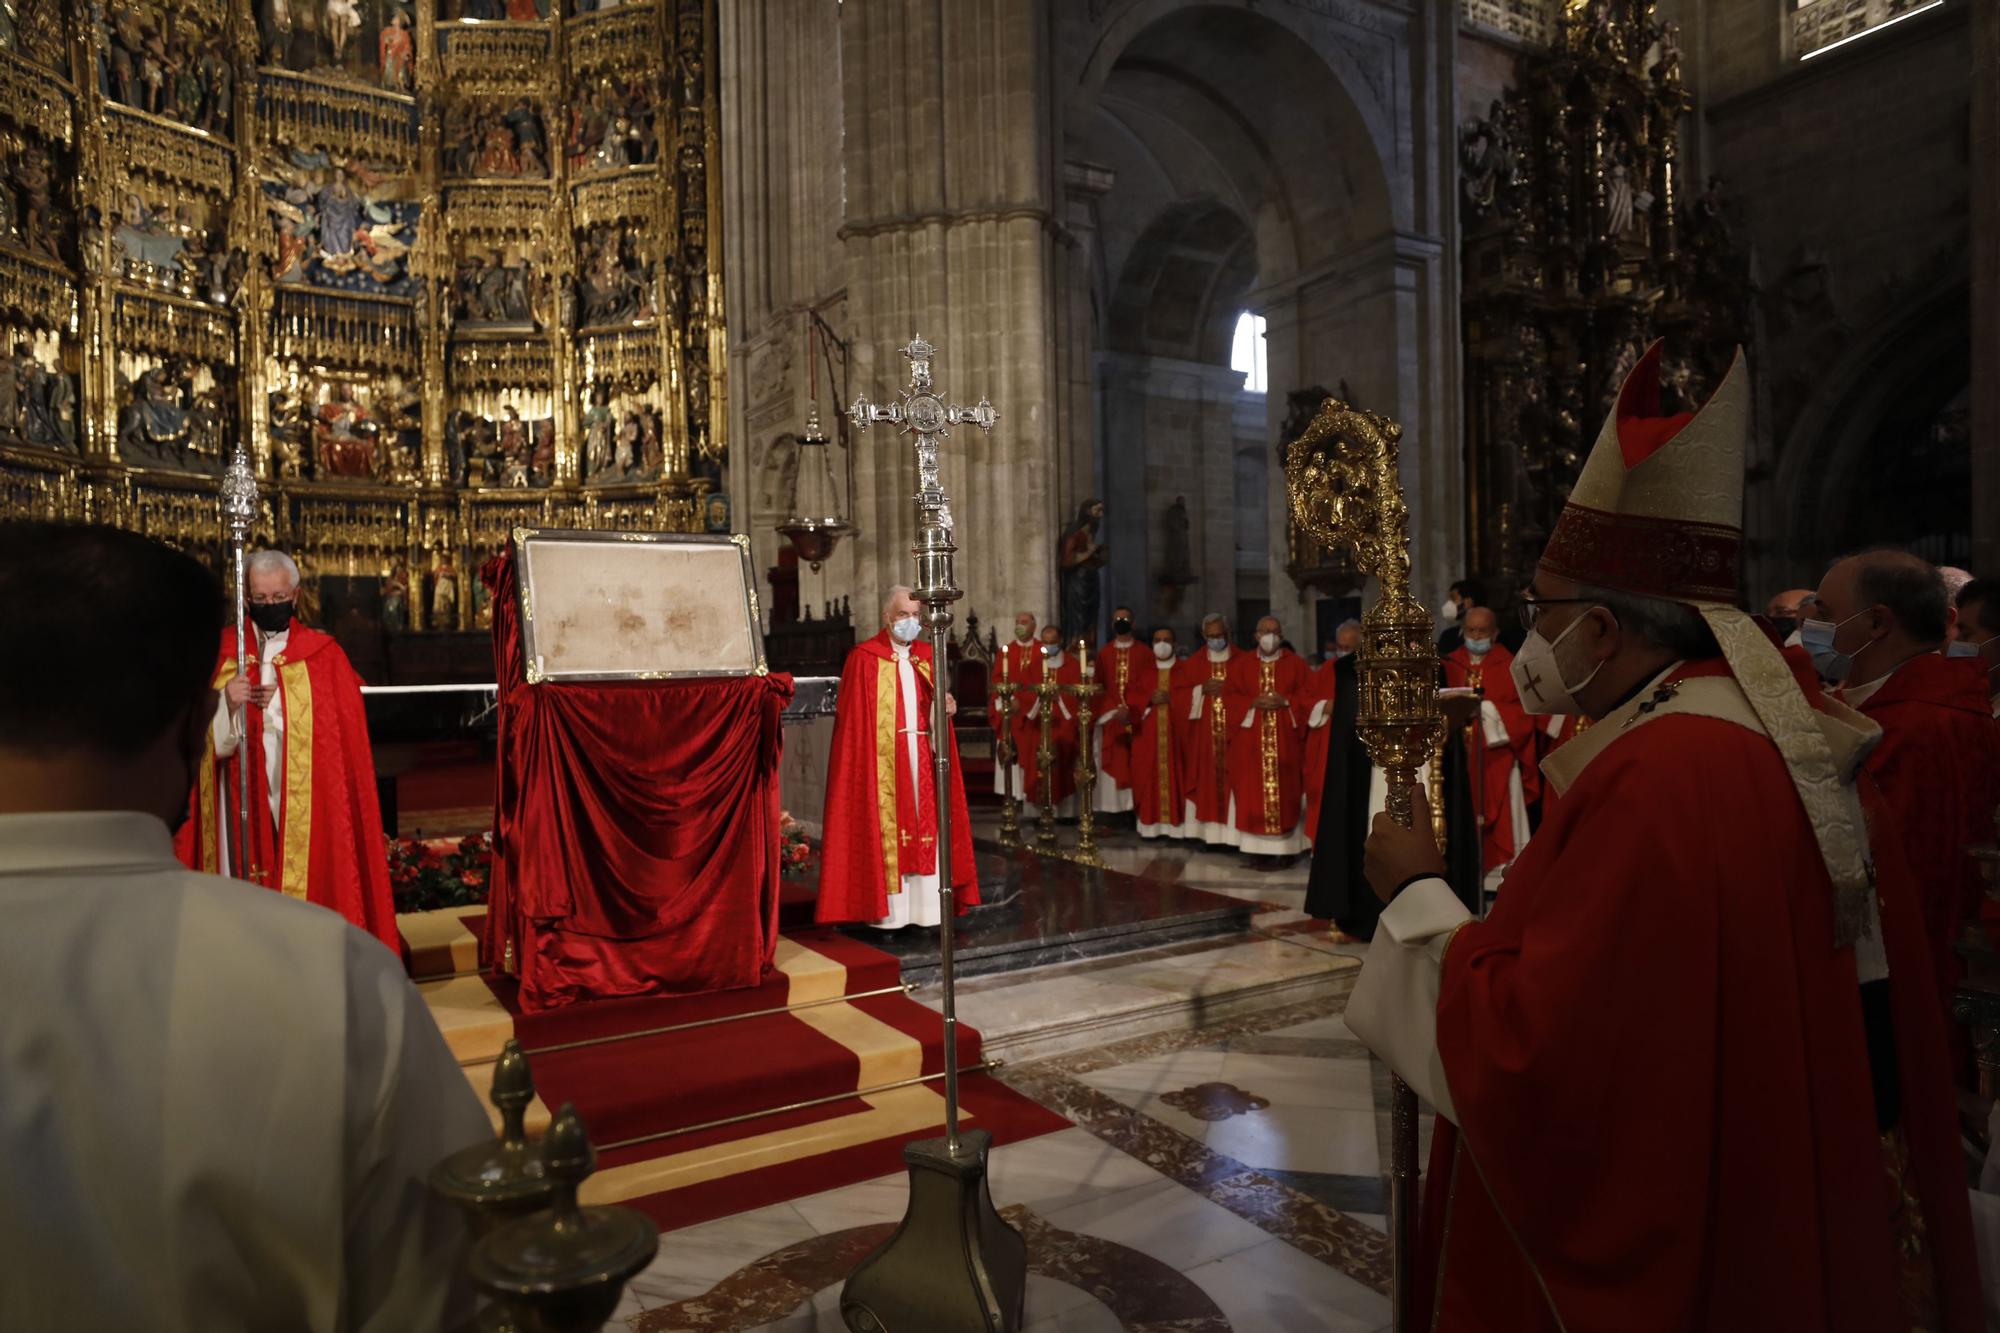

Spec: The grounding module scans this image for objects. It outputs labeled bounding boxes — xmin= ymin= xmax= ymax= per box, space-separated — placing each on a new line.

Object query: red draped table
xmin=481 ymin=548 xmax=794 ymax=1012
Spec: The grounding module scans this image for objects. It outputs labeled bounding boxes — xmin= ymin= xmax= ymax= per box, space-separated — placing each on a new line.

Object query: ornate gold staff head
xmin=1285 ymin=399 xmax=1441 ymax=830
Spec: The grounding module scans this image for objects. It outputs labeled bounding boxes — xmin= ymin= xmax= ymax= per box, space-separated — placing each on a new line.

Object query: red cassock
xmin=1850 ymin=654 xmax=2000 ymax=1056
xmin=816 ymin=633 xmax=978 ymax=924
xmin=1173 ymin=648 xmax=1237 ymax=836
xmin=1299 ymin=660 xmax=1338 ymax=847
xmin=1013 ymin=652 xmax=1082 ymax=809
xmin=1125 ymin=653 xmax=1188 ymax=833
xmin=1094 ymin=640 xmax=1145 ymax=802
xmin=1417 ymin=657 xmax=1979 ymax=1332
xmin=1223 ymin=649 xmax=1310 ymax=841
xmin=1442 ymin=643 xmax=1541 ymax=870
xmin=175 ymin=622 xmax=398 ymax=952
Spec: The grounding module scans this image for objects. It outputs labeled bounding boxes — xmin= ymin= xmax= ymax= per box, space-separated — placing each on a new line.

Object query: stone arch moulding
xmin=1072 ymin=0 xmax=1403 ymax=232
xmin=1774 ymin=273 xmax=1970 ymax=572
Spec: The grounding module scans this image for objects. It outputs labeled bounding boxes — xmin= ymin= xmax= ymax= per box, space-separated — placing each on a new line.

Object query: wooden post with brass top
xmin=1285 ymin=397 xmax=1444 ymax=1333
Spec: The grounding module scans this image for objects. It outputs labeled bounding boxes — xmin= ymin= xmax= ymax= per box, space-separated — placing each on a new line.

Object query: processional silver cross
xmin=841 ymin=337 xmax=1026 ymax=1332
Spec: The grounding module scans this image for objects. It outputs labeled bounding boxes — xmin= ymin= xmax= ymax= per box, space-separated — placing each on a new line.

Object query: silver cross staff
xmin=219 ymin=444 xmax=259 ymax=880
xmin=848 ymin=335 xmax=998 ymax=1156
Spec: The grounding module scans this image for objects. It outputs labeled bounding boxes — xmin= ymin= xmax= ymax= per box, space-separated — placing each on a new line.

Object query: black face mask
xmin=1112 ymin=618 xmax=1132 ymax=636
xmin=1767 ymin=616 xmax=1797 ymax=639
xmin=249 ymin=601 xmax=294 ymax=633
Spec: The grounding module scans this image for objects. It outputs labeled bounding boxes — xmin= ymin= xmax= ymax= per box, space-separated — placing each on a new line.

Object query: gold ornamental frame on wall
xmin=0 ymin=0 xmax=727 ymax=630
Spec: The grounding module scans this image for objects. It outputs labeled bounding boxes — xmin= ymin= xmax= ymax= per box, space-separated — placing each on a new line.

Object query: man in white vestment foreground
xmin=0 ymin=521 xmax=492 ymax=1333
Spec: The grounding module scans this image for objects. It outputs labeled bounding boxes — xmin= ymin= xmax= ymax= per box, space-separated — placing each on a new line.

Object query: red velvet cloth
xmin=1442 ymin=643 xmax=1542 ymax=869
xmin=480 ymin=549 xmax=793 ymax=1012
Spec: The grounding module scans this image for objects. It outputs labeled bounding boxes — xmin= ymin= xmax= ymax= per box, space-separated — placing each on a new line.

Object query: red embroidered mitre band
xmin=1540 ymin=503 xmax=1741 ymax=606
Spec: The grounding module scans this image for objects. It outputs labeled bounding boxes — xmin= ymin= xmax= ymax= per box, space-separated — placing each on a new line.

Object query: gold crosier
xmin=1285 ymin=397 xmax=1443 ymax=1333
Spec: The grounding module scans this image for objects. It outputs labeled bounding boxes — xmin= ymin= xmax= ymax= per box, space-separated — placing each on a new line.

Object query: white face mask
xmin=1510 ymin=609 xmax=1606 ymax=716
xmin=1152 ymin=640 xmax=1175 ymax=662
xmin=890 ymin=614 xmax=921 ymax=644
xmin=1440 ymin=598 xmax=1460 ymax=626
xmin=1258 ymin=633 xmax=1280 ymax=655
xmin=1463 ymin=636 xmax=1493 ymax=657
xmin=1041 ymin=641 xmax=1061 ymax=659
xmin=1206 ymin=635 xmax=1228 ymax=653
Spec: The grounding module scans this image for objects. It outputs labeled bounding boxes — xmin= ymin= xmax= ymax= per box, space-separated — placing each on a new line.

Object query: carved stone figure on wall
xmin=5 ymin=342 xmax=74 ymax=453
xmin=1460 ymin=99 xmax=1517 ymax=223
xmin=578 ymin=228 xmax=647 ymax=326
xmin=1605 ymin=158 xmax=1634 ymax=239
xmin=1160 ymin=494 xmax=1194 ymax=591
xmin=431 ymin=556 xmax=458 ymax=626
xmin=1058 ymin=498 xmax=1108 ymax=643
xmin=9 ymin=142 xmax=65 ymax=261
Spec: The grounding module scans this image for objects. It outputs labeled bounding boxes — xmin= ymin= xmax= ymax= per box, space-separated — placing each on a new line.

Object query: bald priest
xmin=816 ymin=586 xmax=979 ymax=928
xmin=1347 ymin=344 xmax=1978 ymax=1331
xmin=175 ymin=549 xmax=398 ymax=951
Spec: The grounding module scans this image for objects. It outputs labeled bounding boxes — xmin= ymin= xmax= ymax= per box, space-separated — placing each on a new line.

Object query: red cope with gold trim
xmin=1095 ymin=639 xmax=1146 ymax=792
xmin=174 ymin=621 xmax=399 ymax=951
xmin=815 ymin=631 xmax=979 ymax=925
xmin=1442 ymin=642 xmax=1541 ymax=871
xmin=1126 ymin=655 xmax=1189 ymax=829
xmin=1172 ymin=647 xmax=1237 ymax=829
xmin=1299 ymin=659 xmax=1338 ymax=847
xmin=1012 ymin=650 xmax=1083 ymax=808
xmin=1222 ymin=648 xmax=1310 ymax=839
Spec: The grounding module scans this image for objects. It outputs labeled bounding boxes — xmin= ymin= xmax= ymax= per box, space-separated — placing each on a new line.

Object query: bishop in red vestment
xmin=1013 ymin=627 xmax=1082 ymax=817
xmin=1811 ymin=550 xmax=2000 ymax=1060
xmin=1300 ymin=656 xmax=1338 ymax=848
xmin=991 ymin=610 xmax=1040 ymax=798
xmin=816 ymin=590 xmax=978 ymax=928
xmin=1348 ymin=343 xmax=1977 ymax=1331
xmin=1128 ymin=628 xmax=1188 ymax=839
xmin=1224 ymin=617 xmax=1310 ymax=855
xmin=1440 ymin=606 xmax=1540 ymax=872
xmin=1092 ymin=606 xmax=1143 ymax=815
xmin=175 ymin=552 xmax=398 ymax=952
xmin=1173 ymin=613 xmax=1238 ymax=846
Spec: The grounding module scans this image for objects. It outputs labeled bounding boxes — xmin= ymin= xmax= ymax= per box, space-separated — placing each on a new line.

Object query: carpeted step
xmin=529 ymin=990 xmax=980 ymax=1150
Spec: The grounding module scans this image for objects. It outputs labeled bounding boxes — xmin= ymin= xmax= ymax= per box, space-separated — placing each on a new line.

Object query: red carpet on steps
xmin=414 ymin=916 xmax=1066 ymax=1231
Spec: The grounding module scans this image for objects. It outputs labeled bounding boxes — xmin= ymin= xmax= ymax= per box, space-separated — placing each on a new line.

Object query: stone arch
xmin=1073 ymin=1 xmax=1410 ymax=642
xmin=1774 ymin=275 xmax=1972 ymax=575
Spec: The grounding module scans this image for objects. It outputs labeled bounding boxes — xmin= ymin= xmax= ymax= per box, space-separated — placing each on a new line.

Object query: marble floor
xmin=597 ymin=822 xmax=1421 ymax=1333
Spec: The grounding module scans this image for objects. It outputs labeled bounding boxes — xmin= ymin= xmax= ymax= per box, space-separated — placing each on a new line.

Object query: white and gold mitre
xmin=1539 ymin=340 xmax=1747 ymax=608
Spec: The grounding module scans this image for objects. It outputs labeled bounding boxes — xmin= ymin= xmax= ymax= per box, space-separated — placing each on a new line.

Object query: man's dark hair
xmin=0 ymin=522 xmax=223 ymax=755
xmin=1451 ymin=577 xmax=1488 ymax=606
xmin=1846 ymin=548 xmax=1948 ymax=643
xmin=1957 ymin=577 xmax=2000 ymax=636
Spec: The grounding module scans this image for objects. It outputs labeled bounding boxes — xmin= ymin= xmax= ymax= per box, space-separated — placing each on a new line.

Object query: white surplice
xmin=0 ymin=810 xmax=492 ymax=1333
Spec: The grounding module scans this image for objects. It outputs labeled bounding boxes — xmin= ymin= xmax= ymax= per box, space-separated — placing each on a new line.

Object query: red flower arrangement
xmin=778 ymin=810 xmax=818 ymax=881
xmin=389 ymin=832 xmax=493 ymax=914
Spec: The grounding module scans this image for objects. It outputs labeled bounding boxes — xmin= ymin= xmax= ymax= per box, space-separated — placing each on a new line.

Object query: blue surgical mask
xmin=1464 ymin=636 xmax=1493 ymax=656
xmin=1945 ymin=639 xmax=1980 ymax=659
xmin=1799 ymin=613 xmax=1861 ymax=683
xmin=1206 ymin=635 xmax=1228 ymax=652
xmin=891 ymin=615 xmax=921 ymax=644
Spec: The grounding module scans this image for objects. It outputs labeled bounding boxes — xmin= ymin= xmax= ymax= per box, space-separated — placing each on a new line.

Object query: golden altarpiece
xmin=0 ymin=0 xmax=724 ymax=634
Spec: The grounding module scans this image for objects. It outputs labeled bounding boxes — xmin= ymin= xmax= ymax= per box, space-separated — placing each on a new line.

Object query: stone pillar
xmin=1973 ymin=0 xmax=1999 ymax=573
xmin=839 ymin=0 xmax=1061 ymax=627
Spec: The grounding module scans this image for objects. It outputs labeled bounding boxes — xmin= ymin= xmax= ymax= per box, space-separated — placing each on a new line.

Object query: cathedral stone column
xmin=1973 ymin=0 xmax=1999 ymax=573
xmin=838 ymin=0 xmax=1062 ymax=630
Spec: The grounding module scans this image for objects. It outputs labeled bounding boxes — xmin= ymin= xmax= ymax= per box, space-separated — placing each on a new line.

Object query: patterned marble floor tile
xmin=1255 ymin=1168 xmax=1389 ymax=1216
xmin=650 ymin=1202 xmax=819 ymax=1285
xmin=1185 ymin=1235 xmax=1390 ymax=1333
xmin=1040 ymin=1175 xmax=1274 ymax=1273
xmin=1263 ymin=1012 xmax=1359 ymax=1041
xmin=1207 ymin=1104 xmax=1382 ymax=1176
xmin=1213 ymin=1050 xmax=1377 ymax=1111
xmin=784 ymin=1174 xmax=913 ymax=1235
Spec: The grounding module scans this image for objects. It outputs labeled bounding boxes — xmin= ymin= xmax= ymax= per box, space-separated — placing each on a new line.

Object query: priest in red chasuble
xmin=816 ymin=586 xmax=978 ymax=929
xmin=1348 ymin=343 xmax=1978 ymax=1332
xmin=1174 ymin=613 xmax=1238 ymax=846
xmin=1127 ymin=625 xmax=1188 ymax=839
xmin=1092 ymin=606 xmax=1143 ymax=815
xmin=991 ymin=609 xmax=1040 ymax=797
xmin=1224 ymin=617 xmax=1310 ymax=855
xmin=1440 ymin=605 xmax=1539 ymax=872
xmin=1808 ymin=550 xmax=2000 ymax=1060
xmin=175 ymin=550 xmax=398 ymax=952
xmin=1300 ymin=652 xmax=1338 ymax=848
xmin=1012 ymin=624 xmax=1082 ymax=818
